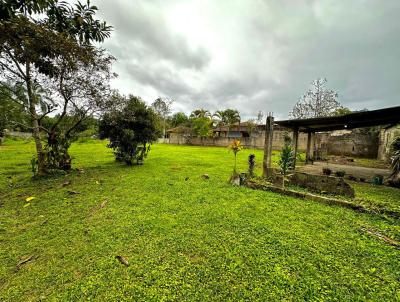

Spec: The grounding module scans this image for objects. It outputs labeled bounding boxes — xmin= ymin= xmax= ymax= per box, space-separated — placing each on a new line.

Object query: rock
xmin=230 ymin=174 xmax=240 ymax=186
xmin=202 ymin=174 xmax=209 ymax=180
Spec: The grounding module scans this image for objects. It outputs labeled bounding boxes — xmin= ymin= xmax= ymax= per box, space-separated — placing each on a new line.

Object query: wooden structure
xmin=263 ymin=106 xmax=400 ymax=170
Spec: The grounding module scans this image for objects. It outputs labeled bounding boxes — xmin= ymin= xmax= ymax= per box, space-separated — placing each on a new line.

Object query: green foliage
xmin=390 ymin=137 xmax=400 ymax=179
xmin=170 ymin=112 xmax=189 ymax=127
xmin=213 ymin=109 xmax=240 ymax=126
xmin=335 ymin=170 xmax=346 ymax=178
xmin=191 ymin=117 xmax=212 ymax=137
xmin=228 ymin=139 xmax=243 ymax=175
xmin=0 ymin=140 xmax=399 ymax=301
xmin=248 ymin=154 xmax=256 ymax=178
xmin=322 ymin=167 xmax=332 ymax=176
xmin=99 ymin=95 xmax=158 ymax=165
xmin=279 ymin=134 xmax=294 ymax=179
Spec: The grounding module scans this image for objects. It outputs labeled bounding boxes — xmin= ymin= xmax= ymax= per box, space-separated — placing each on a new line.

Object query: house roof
xmin=213 ymin=122 xmax=264 ymax=132
xmin=166 ymin=126 xmax=192 ymax=134
xmin=275 ymin=106 xmax=400 ymax=132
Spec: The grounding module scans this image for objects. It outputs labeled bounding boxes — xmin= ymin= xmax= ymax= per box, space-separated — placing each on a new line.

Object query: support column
xmin=306 ymin=131 xmax=312 ymax=164
xmin=292 ymin=127 xmax=299 ymax=169
xmin=262 ymin=115 xmax=274 ymax=177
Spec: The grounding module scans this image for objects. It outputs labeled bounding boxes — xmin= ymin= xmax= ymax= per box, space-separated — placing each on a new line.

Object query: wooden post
xmin=292 ymin=127 xmax=299 ymax=169
xmin=306 ymin=131 xmax=312 ymax=164
xmin=263 ymin=115 xmax=274 ymax=177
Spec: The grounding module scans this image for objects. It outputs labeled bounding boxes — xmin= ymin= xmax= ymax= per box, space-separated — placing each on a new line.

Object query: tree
xmin=0 ymin=0 xmax=112 ymax=174
xmin=191 ymin=117 xmax=212 ymax=137
xmin=170 ymin=112 xmax=189 ymax=127
xmin=228 ymin=139 xmax=243 ymax=175
xmin=190 ymin=109 xmax=211 ymax=119
xmin=212 ymin=109 xmax=240 ymax=127
xmin=99 ymin=95 xmax=159 ymax=165
xmin=290 ymin=78 xmax=342 ymax=119
xmin=152 ymin=97 xmax=173 ymax=138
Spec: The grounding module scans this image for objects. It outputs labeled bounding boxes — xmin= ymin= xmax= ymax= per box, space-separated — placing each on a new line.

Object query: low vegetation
xmin=0 ymin=139 xmax=399 ymax=301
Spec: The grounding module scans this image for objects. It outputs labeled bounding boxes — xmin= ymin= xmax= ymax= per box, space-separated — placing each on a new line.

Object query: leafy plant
xmin=99 ymin=95 xmax=158 ymax=165
xmin=335 ymin=170 xmax=346 ymax=178
xmin=248 ymin=154 xmax=256 ymax=178
xmin=228 ymin=139 xmax=243 ymax=175
xmin=278 ymin=138 xmax=294 ymax=188
xmin=322 ymin=167 xmax=332 ymax=176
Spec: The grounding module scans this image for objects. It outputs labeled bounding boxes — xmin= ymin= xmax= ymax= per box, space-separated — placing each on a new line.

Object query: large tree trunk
xmin=26 ymin=63 xmax=45 ymax=175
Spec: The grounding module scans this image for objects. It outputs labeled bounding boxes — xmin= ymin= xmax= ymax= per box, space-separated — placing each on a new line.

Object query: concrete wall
xmin=165 ymin=128 xmax=382 ymax=159
xmin=165 ymin=130 xmax=309 ymax=151
xmin=3 ymin=130 xmax=32 ymax=138
xmin=326 ymin=130 xmax=379 ymax=158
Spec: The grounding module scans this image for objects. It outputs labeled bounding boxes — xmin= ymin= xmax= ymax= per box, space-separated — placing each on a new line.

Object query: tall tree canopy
xmin=213 ymin=109 xmax=241 ymax=126
xmin=0 ymin=0 xmax=113 ymax=174
xmin=151 ymin=97 xmax=173 ymax=138
xmin=290 ymin=78 xmax=342 ymax=119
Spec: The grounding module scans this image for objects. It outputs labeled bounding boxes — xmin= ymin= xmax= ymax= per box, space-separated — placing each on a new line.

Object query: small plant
xmin=228 ymin=139 xmax=243 ymax=175
xmin=372 ymin=174 xmax=384 ymax=186
xmin=278 ymin=137 xmax=294 ymax=188
xmin=248 ymin=154 xmax=256 ymax=178
xmin=322 ymin=167 xmax=332 ymax=176
xmin=334 ymin=170 xmax=346 ymax=178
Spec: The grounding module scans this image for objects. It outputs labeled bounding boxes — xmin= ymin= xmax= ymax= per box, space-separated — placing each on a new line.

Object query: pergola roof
xmin=275 ymin=106 xmax=400 ymax=132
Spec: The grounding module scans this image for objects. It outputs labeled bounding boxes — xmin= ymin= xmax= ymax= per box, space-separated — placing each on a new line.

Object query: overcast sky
xmin=92 ymin=0 xmax=400 ymax=120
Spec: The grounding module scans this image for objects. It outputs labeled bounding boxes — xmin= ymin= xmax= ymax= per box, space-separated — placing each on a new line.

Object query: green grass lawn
xmin=0 ymin=139 xmax=399 ymax=301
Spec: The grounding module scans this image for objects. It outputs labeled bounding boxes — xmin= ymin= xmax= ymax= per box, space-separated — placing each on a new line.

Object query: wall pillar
xmin=263 ymin=115 xmax=274 ymax=177
xmin=292 ymin=127 xmax=299 ymax=169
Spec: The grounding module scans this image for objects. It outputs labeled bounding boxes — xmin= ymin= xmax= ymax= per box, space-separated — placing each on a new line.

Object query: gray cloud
xmin=93 ymin=0 xmax=400 ymax=120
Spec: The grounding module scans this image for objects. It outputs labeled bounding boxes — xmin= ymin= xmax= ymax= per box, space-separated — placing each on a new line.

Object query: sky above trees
xmin=92 ymin=0 xmax=400 ymax=119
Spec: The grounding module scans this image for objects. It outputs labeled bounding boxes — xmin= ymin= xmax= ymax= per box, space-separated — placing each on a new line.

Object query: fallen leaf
xmin=116 ymin=255 xmax=129 ymax=266
xmin=25 ymin=196 xmax=35 ymax=202
xmin=16 ymin=255 xmax=36 ymax=270
xmin=95 ymin=180 xmax=100 ymax=185
xmin=23 ymin=203 xmax=31 ymax=207
xmin=100 ymin=200 xmax=108 ymax=208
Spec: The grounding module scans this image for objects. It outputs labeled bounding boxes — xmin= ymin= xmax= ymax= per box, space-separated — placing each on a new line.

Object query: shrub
xmin=99 ymin=96 xmax=158 ymax=165
xmin=248 ymin=154 xmax=255 ymax=178
xmin=322 ymin=167 xmax=332 ymax=176
xmin=278 ymin=135 xmax=294 ymax=188
xmin=334 ymin=170 xmax=346 ymax=177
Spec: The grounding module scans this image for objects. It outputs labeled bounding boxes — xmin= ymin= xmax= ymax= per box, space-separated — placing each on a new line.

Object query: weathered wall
xmin=165 ymin=130 xmax=309 ymax=151
xmin=165 ymin=128 xmax=382 ymax=159
xmin=326 ymin=130 xmax=379 ymax=158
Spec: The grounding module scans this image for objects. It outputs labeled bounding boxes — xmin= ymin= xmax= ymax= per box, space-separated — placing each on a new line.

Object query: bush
xmin=322 ymin=167 xmax=332 ymax=176
xmin=248 ymin=154 xmax=255 ymax=178
xmin=334 ymin=170 xmax=346 ymax=177
xmin=99 ymin=95 xmax=159 ymax=165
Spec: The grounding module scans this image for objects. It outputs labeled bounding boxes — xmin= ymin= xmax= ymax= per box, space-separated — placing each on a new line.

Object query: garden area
xmin=0 ymin=138 xmax=399 ymax=301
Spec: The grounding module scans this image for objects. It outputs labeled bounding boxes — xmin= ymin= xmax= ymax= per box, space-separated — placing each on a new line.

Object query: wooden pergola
xmin=262 ymin=106 xmax=400 ymax=177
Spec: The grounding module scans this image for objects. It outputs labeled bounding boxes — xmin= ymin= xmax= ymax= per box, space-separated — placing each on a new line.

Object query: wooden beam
xmin=292 ymin=127 xmax=299 ymax=169
xmin=263 ymin=115 xmax=274 ymax=177
xmin=306 ymin=131 xmax=312 ymax=164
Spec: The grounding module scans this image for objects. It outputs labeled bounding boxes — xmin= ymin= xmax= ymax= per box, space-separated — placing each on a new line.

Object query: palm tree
xmin=190 ymin=109 xmax=211 ymax=119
